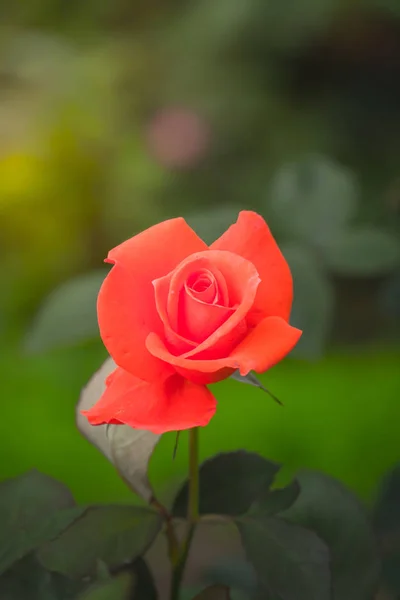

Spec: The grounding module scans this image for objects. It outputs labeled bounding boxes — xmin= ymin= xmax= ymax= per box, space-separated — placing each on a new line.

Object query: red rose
xmin=82 ymin=211 xmax=301 ymax=434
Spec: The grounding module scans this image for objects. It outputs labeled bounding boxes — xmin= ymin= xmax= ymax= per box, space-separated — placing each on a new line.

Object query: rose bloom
xmin=82 ymin=211 xmax=302 ymax=434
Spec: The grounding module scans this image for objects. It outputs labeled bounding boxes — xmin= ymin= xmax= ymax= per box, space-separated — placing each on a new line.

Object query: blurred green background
xmin=0 ymin=0 xmax=399 ymax=505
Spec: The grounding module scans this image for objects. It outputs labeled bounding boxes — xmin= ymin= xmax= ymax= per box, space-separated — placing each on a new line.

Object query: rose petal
xmin=230 ymin=316 xmax=302 ymax=375
xmin=146 ymin=332 xmax=234 ymax=384
xmin=154 ymin=257 xmax=230 ymax=332
xmin=180 ymin=251 xmax=259 ymax=358
xmin=158 ymin=249 xmax=259 ymax=350
xmin=146 ymin=316 xmax=301 ymax=385
xmin=185 ymin=267 xmax=229 ymax=305
xmin=153 ymin=273 xmax=197 ymax=355
xmin=211 ymin=211 xmax=293 ymax=324
xmin=82 ymin=367 xmax=217 ymax=434
xmin=186 ymin=269 xmax=217 ymax=303
xmin=180 ymin=290 xmax=234 ymax=343
xmin=98 ymin=217 xmax=207 ymax=382
xmin=153 ymin=250 xmax=253 ymax=353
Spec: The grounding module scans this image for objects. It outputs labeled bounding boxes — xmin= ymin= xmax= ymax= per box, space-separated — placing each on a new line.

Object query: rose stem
xmin=188 ymin=426 xmax=200 ymax=523
xmin=169 ymin=427 xmax=200 ymax=599
xmin=150 ymin=497 xmax=180 ymax=565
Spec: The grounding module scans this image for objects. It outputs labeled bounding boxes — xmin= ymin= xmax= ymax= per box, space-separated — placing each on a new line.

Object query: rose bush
xmin=82 ymin=211 xmax=302 ymax=433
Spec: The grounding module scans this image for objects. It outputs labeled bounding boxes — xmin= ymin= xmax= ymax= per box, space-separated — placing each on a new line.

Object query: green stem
xmin=150 ymin=497 xmax=180 ymax=566
xmin=188 ymin=427 xmax=199 ymax=523
xmin=170 ymin=427 xmax=200 ymax=600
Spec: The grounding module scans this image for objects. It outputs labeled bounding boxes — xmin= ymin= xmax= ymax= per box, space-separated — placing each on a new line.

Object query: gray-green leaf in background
xmin=0 ymin=471 xmax=85 ymax=576
xmin=281 ymin=244 xmax=334 ymax=358
xmin=323 ymin=227 xmax=400 ymax=276
xmin=268 ymin=155 xmax=358 ymax=245
xmin=24 ymin=269 xmax=108 ymax=353
xmin=185 ymin=206 xmax=243 ymax=245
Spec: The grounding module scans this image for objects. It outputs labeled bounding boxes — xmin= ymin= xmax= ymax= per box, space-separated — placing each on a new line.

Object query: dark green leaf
xmin=230 ymin=372 xmax=282 ymax=405
xmin=173 ymin=452 xmax=280 ymax=517
xmin=282 ymin=470 xmax=380 ymax=600
xmin=0 ymin=554 xmax=84 ymax=600
xmin=24 ymin=269 xmax=108 ymax=353
xmin=269 ymin=155 xmax=357 ymax=244
xmin=281 ymin=245 xmax=333 ymax=358
xmin=37 ymin=505 xmax=162 ymax=578
xmin=191 ymin=585 xmax=231 ymax=599
xmin=78 ymin=573 xmax=133 ymax=600
xmin=254 ymin=479 xmax=301 ymax=517
xmin=0 ymin=471 xmax=84 ymax=575
xmin=374 ymin=464 xmax=400 ymax=595
xmin=115 ymin=557 xmax=158 ymax=600
xmin=235 ymin=515 xmax=330 ymax=600
xmin=374 ymin=463 xmax=400 ymax=534
xmin=323 ymin=228 xmax=400 ymax=276
xmin=202 ymin=557 xmax=257 ymax=597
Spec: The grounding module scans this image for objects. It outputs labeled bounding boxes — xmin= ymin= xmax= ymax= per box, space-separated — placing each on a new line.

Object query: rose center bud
xmin=186 ymin=269 xmax=218 ymax=304
xmin=179 ymin=267 xmax=234 ymax=344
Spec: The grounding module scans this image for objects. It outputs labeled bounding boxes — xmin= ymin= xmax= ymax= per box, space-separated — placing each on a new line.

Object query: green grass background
xmin=1 ymin=340 xmax=398 ymax=506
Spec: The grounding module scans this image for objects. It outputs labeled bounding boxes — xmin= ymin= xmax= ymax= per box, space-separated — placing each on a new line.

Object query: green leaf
xmin=185 ymin=206 xmax=242 ymax=245
xmin=254 ymin=479 xmax=301 ymax=517
xmin=374 ymin=463 xmax=400 ymax=534
xmin=76 ymin=358 xmax=161 ymax=502
xmin=268 ymin=155 xmax=358 ymax=245
xmin=37 ymin=505 xmax=162 ymax=578
xmin=281 ymin=244 xmax=333 ymax=358
xmin=201 ymin=557 xmax=257 ymax=597
xmin=235 ymin=515 xmax=330 ymax=600
xmin=230 ymin=372 xmax=282 ymax=405
xmin=172 ymin=452 xmax=280 ymax=517
xmin=24 ymin=269 xmax=108 ymax=353
xmin=323 ymin=228 xmax=400 ymax=276
xmin=78 ymin=573 xmax=133 ymax=600
xmin=118 ymin=557 xmax=158 ymax=600
xmin=282 ymin=470 xmax=380 ymax=600
xmin=191 ymin=585 xmax=231 ymax=599
xmin=0 ymin=554 xmax=85 ymax=600
xmin=0 ymin=471 xmax=84 ymax=575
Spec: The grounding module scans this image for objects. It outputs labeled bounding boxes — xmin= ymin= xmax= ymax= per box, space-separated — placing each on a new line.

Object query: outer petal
xmin=146 ymin=316 xmax=301 ymax=384
xmin=211 ymin=211 xmax=293 ymax=323
xmin=98 ymin=217 xmax=207 ymax=382
xmin=82 ymin=367 xmax=217 ymax=434
xmin=230 ymin=316 xmax=302 ymax=375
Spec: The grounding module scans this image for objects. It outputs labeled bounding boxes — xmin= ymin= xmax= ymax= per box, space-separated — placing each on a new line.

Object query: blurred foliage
xmin=0 ymin=0 xmax=398 ymax=353
xmin=0 ymin=455 xmax=388 ymax=600
xmin=0 ymin=0 xmax=399 ymax=510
